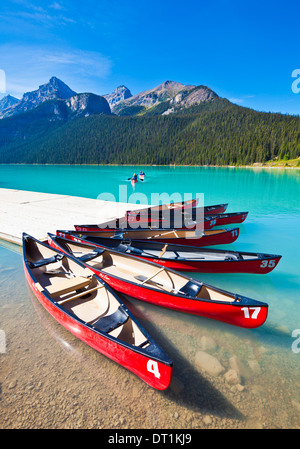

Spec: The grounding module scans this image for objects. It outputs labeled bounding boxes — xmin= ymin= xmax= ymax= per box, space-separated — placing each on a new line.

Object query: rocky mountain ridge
xmin=162 ymin=85 xmax=218 ymax=115
xmin=103 ymin=85 xmax=132 ymax=109
xmin=0 ymin=94 xmax=20 ymax=113
xmin=0 ymin=77 xmax=219 ymax=120
xmin=0 ymin=77 xmax=77 ymax=119
xmin=0 ymin=76 xmax=298 ymax=167
xmin=110 ymin=80 xmax=218 ymax=115
xmin=0 ymin=77 xmax=111 ymax=120
xmin=112 ymin=80 xmax=190 ymax=112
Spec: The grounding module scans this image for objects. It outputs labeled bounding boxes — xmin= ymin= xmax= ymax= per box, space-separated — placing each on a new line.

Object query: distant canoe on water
xmin=131 ymin=173 xmax=138 ymax=184
xmin=139 ymin=171 xmax=145 ymax=181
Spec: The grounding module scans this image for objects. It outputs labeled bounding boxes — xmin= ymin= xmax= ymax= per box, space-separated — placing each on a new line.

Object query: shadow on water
xmin=22 ymin=262 xmax=296 ymax=426
xmin=27 ymin=285 xmax=143 ymax=410
xmin=121 ymin=295 xmax=244 ymax=421
xmin=161 ymin=342 xmax=244 ymax=421
xmin=253 ymin=321 xmax=295 ymax=351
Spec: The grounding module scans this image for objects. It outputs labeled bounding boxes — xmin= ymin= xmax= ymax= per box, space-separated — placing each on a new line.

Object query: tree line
xmin=0 ymin=98 xmax=299 ymax=165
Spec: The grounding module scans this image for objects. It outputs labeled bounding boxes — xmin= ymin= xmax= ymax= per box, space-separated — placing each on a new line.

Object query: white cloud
xmin=2 ymin=1 xmax=74 ymax=26
xmin=228 ymin=97 xmax=244 ymax=104
xmin=228 ymin=94 xmax=256 ymax=104
xmin=0 ymin=44 xmax=113 ymax=97
xmin=49 ymin=2 xmax=64 ymax=10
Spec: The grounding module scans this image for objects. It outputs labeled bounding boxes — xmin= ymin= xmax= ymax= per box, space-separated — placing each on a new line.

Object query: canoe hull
xmin=122 ymin=254 xmax=282 ymax=274
xmin=203 ymin=203 xmax=228 ymax=215
xmin=75 ymin=217 xmax=215 ymax=232
xmin=140 ymin=229 xmax=239 ymax=246
xmin=206 ymin=212 xmax=248 ymax=227
xmin=76 ymin=266 xmax=268 ymax=329
xmin=125 ymin=202 xmax=227 ymax=221
xmin=74 ymin=211 xmax=248 ymax=233
xmin=48 ymin=236 xmax=268 ymax=329
xmin=23 ymin=250 xmax=172 ymax=390
xmin=60 ymin=228 xmax=240 ymax=247
xmin=57 ymin=233 xmax=281 ymax=274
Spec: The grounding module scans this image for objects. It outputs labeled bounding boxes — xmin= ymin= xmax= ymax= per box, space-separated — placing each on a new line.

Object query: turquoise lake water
xmin=0 ymin=164 xmax=299 ymax=429
xmin=0 ymin=164 xmax=299 ymax=328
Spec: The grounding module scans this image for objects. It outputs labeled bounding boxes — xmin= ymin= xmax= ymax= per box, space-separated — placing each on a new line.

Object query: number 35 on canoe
xmin=48 ymin=233 xmax=269 ymax=329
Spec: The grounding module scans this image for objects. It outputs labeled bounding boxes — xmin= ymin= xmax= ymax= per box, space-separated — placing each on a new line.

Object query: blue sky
xmin=0 ymin=0 xmax=299 ymax=114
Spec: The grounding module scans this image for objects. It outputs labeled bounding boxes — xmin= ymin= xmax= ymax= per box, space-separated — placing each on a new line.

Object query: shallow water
xmin=0 ymin=165 xmax=299 ymax=429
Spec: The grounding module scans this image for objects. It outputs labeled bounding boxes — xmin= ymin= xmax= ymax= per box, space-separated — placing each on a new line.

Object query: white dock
xmin=0 ymin=188 xmax=145 ymax=246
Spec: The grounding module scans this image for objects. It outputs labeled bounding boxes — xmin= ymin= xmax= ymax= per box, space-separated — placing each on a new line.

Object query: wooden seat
xmin=92 ymin=306 xmax=128 ymax=333
xmin=179 ymin=280 xmax=202 ymax=297
xmin=46 ymin=276 xmax=92 ymax=298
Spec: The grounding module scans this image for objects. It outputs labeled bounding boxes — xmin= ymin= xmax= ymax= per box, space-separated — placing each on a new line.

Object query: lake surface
xmin=0 ymin=164 xmax=299 ymax=430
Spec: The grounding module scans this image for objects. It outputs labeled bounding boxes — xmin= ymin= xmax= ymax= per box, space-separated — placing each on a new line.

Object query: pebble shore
xmin=1 ymin=277 xmax=299 ymax=430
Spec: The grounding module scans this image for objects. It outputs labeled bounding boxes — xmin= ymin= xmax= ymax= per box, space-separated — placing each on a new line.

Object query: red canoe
xmin=58 ymin=227 xmax=240 ymax=247
xmin=131 ymin=198 xmax=200 ymax=211
xmin=74 ymin=211 xmax=248 ymax=233
xmin=125 ymin=202 xmax=227 ymax=222
xmin=205 ymin=212 xmax=248 ymax=227
xmin=23 ymin=233 xmax=172 ymax=390
xmin=47 ymin=233 xmax=269 ymax=329
xmin=49 ymin=234 xmax=281 ymax=274
xmin=74 ymin=216 xmax=217 ymax=232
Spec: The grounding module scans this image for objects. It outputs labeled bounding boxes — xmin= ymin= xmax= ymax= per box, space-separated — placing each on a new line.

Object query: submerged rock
xmin=200 ymin=335 xmax=218 ymax=351
xmin=224 ymin=369 xmax=241 ymax=385
xmin=229 ymin=356 xmax=252 ymax=380
xmin=195 ymin=351 xmax=225 ymax=377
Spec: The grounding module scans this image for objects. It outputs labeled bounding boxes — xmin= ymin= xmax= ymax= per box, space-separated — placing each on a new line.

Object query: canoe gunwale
xmin=53 ymin=232 xmax=281 ymax=273
xmin=48 ymin=233 xmax=269 ymax=309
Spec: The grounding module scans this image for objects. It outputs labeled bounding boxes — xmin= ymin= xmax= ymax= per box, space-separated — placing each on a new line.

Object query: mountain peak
xmin=0 ymin=77 xmax=77 ymax=119
xmin=50 ymin=76 xmax=60 ymax=82
xmin=47 ymin=76 xmax=64 ymax=87
xmin=148 ymin=80 xmax=188 ymax=93
xmin=35 ymin=76 xmax=76 ymax=99
xmin=111 ymin=80 xmax=196 ymax=115
xmin=0 ymin=94 xmax=20 ymax=113
xmin=161 ymin=80 xmax=180 ymax=87
xmin=104 ymin=85 xmax=132 ymax=109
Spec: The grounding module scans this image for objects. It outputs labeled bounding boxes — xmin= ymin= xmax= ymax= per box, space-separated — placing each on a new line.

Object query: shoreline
xmin=0 ymin=163 xmax=299 ymax=170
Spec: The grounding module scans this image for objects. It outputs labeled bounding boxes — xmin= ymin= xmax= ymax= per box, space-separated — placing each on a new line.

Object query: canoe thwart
xmin=57 ymin=284 xmax=106 ymax=305
xmin=136 ymin=267 xmax=166 ymax=285
xmin=159 ymin=244 xmax=168 ymax=258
